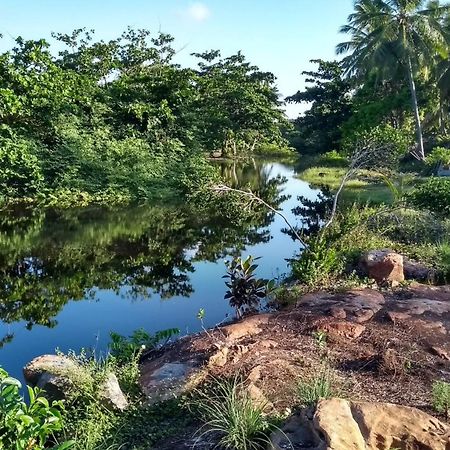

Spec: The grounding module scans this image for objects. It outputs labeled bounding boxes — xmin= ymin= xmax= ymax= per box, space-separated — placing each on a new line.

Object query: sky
xmin=0 ymin=0 xmax=354 ymax=118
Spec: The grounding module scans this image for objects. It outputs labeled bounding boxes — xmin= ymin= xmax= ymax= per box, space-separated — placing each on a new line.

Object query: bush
xmin=407 ymin=178 xmax=450 ymax=217
xmin=191 ymin=377 xmax=274 ymax=450
xmin=432 ymin=380 xmax=450 ymax=415
xmin=223 ymin=256 xmax=273 ymax=318
xmin=0 ymin=367 xmax=72 ymax=449
xmin=0 ymin=136 xmax=43 ymax=197
xmin=426 ymin=147 xmax=450 ymax=168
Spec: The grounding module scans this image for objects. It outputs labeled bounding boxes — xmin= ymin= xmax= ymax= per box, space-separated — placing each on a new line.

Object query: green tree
xmin=337 ymin=0 xmax=450 ymax=160
xmin=286 ymin=59 xmax=353 ymax=153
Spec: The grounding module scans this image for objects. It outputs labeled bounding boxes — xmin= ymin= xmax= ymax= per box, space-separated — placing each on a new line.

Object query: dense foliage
xmin=0 ymin=29 xmax=290 ymax=204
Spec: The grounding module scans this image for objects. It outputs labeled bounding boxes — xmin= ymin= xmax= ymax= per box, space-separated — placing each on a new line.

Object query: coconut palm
xmin=337 ymin=0 xmax=450 ymax=160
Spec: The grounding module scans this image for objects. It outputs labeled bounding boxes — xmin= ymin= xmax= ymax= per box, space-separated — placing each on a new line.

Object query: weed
xmin=190 ymin=376 xmax=276 ymax=450
xmin=297 ymin=364 xmax=335 ymax=407
xmin=432 ymin=380 xmax=450 ymax=416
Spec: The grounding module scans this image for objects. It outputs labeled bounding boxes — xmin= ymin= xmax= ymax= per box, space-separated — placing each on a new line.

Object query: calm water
xmin=0 ymin=160 xmax=320 ymax=380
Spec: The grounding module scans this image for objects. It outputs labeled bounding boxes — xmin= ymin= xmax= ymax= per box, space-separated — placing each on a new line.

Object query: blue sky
xmin=0 ymin=0 xmax=354 ymax=117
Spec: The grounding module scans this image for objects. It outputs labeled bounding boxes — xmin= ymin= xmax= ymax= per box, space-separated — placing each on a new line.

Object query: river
xmin=0 ymin=159 xmax=320 ymax=380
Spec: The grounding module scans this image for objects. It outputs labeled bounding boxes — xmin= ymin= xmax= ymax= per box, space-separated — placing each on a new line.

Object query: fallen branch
xmin=212 ymin=184 xmax=308 ymax=248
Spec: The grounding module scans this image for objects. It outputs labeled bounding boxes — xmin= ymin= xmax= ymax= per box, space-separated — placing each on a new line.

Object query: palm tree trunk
xmin=406 ymin=55 xmax=425 ymax=160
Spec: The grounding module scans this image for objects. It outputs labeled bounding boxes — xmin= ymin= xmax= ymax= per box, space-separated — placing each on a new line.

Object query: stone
xmin=353 ymin=308 xmax=374 ymax=323
xmin=397 ymin=298 xmax=450 ymax=316
xmin=221 ymin=314 xmax=272 ymax=341
xmin=316 ymin=320 xmax=365 ymax=340
xmin=99 ymin=373 xmax=128 ymax=411
xmin=246 ymin=382 xmax=272 ymax=410
xmin=329 ymin=306 xmax=346 ymax=319
xmin=431 ymin=346 xmax=450 ymax=360
xmin=274 ymin=398 xmax=450 ymax=450
xmin=208 ymin=347 xmax=229 ymax=368
xmin=404 ymin=258 xmax=436 ymax=281
xmin=387 ymin=311 xmax=411 ymax=322
xmin=140 ymin=361 xmax=200 ymax=403
xmin=247 ymin=365 xmax=262 ymax=383
xmin=24 ymin=354 xmax=77 ymax=386
xmin=314 ymin=398 xmax=366 ymax=450
xmin=362 ymin=249 xmax=404 ymax=284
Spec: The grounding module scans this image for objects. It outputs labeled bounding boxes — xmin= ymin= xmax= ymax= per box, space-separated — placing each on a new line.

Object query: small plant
xmin=191 ymin=377 xmax=275 ymax=450
xmin=223 ymin=256 xmax=274 ymax=318
xmin=432 ymin=380 xmax=450 ymax=416
xmin=109 ymin=327 xmax=180 ymax=365
xmin=312 ymin=331 xmax=328 ymax=350
xmin=297 ymin=364 xmax=335 ymax=407
xmin=0 ymin=367 xmax=73 ymax=450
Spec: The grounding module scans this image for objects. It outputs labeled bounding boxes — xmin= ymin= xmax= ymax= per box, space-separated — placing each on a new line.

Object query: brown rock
xmin=208 ymin=347 xmax=229 ymax=368
xmin=353 ymin=309 xmax=374 ymax=323
xmin=431 ymin=346 xmax=450 ymax=360
xmin=329 ymin=306 xmax=347 ymax=319
xmin=221 ymin=313 xmax=272 ymax=341
xmin=387 ymin=311 xmax=411 ymax=322
xmin=314 ymin=398 xmax=366 ymax=450
xmin=23 ymin=354 xmax=77 ymax=386
xmin=313 ymin=398 xmax=450 ymax=450
xmin=404 ymin=258 xmax=436 ymax=281
xmin=247 ymin=365 xmax=262 ymax=383
xmin=317 ymin=320 xmax=365 ymax=340
xmin=362 ymin=249 xmax=404 ymax=284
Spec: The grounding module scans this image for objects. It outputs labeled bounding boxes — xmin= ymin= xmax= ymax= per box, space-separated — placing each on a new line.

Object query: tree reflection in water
xmin=0 ymin=159 xmax=286 ymax=346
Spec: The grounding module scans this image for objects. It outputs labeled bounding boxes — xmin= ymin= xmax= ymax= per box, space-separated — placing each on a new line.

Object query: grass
xmin=432 ymin=381 xmax=450 ymax=415
xmin=190 ymin=376 xmax=275 ymax=450
xmin=297 ymin=364 xmax=335 ymax=407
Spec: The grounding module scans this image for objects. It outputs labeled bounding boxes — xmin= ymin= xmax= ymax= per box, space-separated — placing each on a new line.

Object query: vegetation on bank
xmin=0 ymin=29 xmax=290 ymax=206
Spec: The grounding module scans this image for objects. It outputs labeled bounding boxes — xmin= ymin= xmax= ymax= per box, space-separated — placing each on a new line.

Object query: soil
xmin=143 ymin=282 xmax=450 ymax=449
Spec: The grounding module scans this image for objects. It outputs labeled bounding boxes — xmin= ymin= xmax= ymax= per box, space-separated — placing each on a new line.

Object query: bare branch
xmin=212 ymin=184 xmax=308 ymax=248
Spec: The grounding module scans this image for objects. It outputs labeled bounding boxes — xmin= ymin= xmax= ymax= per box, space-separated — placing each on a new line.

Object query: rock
xmin=329 ymin=306 xmax=347 ymax=319
xmin=362 ymin=249 xmax=404 ymax=284
xmin=387 ymin=311 xmax=411 ymax=322
xmin=24 ymin=355 xmax=78 ymax=400
xmin=407 ymin=283 xmax=450 ymax=302
xmin=431 ymin=346 xmax=450 ymax=360
xmin=221 ymin=314 xmax=272 ymax=341
xmin=314 ymin=398 xmax=366 ymax=450
xmin=24 ymin=354 xmax=77 ymax=386
xmin=404 ymin=258 xmax=436 ymax=281
xmin=140 ymin=361 xmax=201 ymax=403
xmin=353 ymin=308 xmax=374 ymax=323
xmin=274 ymin=398 xmax=450 ymax=450
xmin=208 ymin=346 xmax=229 ymax=368
xmin=99 ymin=373 xmax=128 ymax=411
xmin=397 ymin=298 xmax=450 ymax=316
xmin=247 ymin=365 xmax=262 ymax=383
xmin=246 ymin=382 xmax=272 ymax=410
xmin=316 ymin=320 xmax=365 ymax=340
xmin=24 ymin=354 xmax=128 ymax=410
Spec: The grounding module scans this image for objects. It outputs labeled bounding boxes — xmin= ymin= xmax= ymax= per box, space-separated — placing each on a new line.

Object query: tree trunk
xmin=406 ymin=55 xmax=425 ymax=160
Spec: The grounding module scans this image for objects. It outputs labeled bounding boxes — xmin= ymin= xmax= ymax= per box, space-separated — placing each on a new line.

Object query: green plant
xmin=291 ymin=234 xmax=342 ymax=287
xmin=191 ymin=377 xmax=275 ymax=450
xmin=223 ymin=256 xmax=274 ymax=318
xmin=297 ymin=364 xmax=335 ymax=407
xmin=312 ymin=331 xmax=328 ymax=350
xmin=109 ymin=327 xmax=180 ymax=366
xmin=0 ymin=367 xmax=73 ymax=450
xmin=407 ymin=178 xmax=450 ymax=217
xmin=432 ymin=380 xmax=450 ymax=415
xmin=426 ymin=147 xmax=450 ymax=168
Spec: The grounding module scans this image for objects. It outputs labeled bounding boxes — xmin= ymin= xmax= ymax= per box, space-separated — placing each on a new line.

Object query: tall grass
xmin=297 ymin=364 xmax=335 ymax=407
xmin=191 ymin=377 xmax=275 ymax=450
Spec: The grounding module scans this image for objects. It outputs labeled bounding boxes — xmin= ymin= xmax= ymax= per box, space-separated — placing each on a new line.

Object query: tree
xmin=337 ymin=0 xmax=450 ymax=160
xmin=286 ymin=59 xmax=353 ymax=153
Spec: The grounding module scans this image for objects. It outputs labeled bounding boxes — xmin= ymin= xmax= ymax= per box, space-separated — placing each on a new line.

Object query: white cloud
xmin=186 ymin=2 xmax=210 ymax=22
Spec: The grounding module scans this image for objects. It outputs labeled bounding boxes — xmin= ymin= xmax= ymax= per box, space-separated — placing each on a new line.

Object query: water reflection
xmin=0 ymin=160 xmax=286 ymax=345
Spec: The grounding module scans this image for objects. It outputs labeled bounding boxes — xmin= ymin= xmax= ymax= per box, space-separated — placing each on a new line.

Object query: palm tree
xmin=337 ymin=0 xmax=450 ymax=160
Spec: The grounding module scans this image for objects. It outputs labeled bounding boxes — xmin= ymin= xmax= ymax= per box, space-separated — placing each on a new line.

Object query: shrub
xmin=191 ymin=377 xmax=274 ymax=450
xmin=0 ymin=136 xmax=43 ymax=197
xmin=223 ymin=256 xmax=274 ymax=318
xmin=291 ymin=234 xmax=342 ymax=287
xmin=0 ymin=367 xmax=73 ymax=449
xmin=426 ymin=147 xmax=450 ymax=168
xmin=407 ymin=178 xmax=450 ymax=217
xmin=432 ymin=380 xmax=450 ymax=415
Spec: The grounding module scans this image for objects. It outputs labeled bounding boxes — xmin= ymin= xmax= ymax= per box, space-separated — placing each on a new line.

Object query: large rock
xmin=362 ymin=250 xmax=404 ymax=284
xmin=24 ymin=354 xmax=128 ymax=411
xmin=272 ymin=398 xmax=450 ymax=450
xmin=222 ymin=314 xmax=272 ymax=341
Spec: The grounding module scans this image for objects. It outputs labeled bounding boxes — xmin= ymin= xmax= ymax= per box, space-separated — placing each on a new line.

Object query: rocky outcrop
xmin=272 ymin=398 xmax=450 ymax=450
xmin=23 ymin=354 xmax=128 ymax=411
xmin=362 ymin=249 xmax=404 ymax=284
